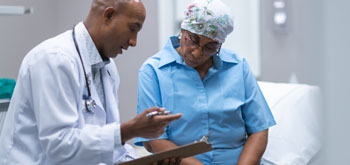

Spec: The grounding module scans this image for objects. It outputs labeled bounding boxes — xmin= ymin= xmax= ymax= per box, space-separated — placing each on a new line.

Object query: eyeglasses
xmin=183 ymin=31 xmax=222 ymax=55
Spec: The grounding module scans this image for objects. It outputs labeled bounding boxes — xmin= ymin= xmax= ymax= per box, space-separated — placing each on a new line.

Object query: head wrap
xmin=181 ymin=0 xmax=234 ymax=43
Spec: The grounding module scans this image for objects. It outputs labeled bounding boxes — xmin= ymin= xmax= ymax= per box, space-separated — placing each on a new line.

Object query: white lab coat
xmin=0 ymin=23 xmax=135 ymax=165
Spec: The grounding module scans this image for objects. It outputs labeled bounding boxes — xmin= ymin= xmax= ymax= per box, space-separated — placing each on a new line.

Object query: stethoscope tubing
xmin=72 ymin=25 xmax=95 ymax=112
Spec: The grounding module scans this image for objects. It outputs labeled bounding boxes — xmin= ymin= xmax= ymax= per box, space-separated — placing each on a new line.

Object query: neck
xmin=194 ymin=57 xmax=213 ymax=80
xmin=83 ymin=19 xmax=108 ymax=60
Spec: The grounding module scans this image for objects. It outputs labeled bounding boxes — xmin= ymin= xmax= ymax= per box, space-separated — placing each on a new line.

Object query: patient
xmin=135 ymin=0 xmax=276 ymax=164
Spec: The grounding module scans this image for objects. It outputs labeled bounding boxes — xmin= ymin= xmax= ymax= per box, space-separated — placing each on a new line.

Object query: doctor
xmin=0 ymin=0 xmax=182 ymax=164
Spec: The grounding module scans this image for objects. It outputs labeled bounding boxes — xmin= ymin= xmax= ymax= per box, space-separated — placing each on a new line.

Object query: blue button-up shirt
xmin=135 ymin=36 xmax=276 ymax=164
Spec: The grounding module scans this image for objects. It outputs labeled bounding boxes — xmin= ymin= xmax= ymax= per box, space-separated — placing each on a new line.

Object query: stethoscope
xmin=72 ymin=25 xmax=96 ymax=113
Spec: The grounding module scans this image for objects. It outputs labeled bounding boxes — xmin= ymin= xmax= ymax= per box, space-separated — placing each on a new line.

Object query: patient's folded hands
xmin=152 ymin=157 xmax=182 ymax=165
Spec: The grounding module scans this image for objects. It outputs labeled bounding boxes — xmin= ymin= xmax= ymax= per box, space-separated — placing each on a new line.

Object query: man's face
xmin=102 ymin=1 xmax=146 ymax=58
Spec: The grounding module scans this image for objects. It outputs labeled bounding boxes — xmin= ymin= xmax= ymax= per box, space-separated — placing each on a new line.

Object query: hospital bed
xmin=0 ymin=99 xmax=10 ymax=135
xmin=258 ymin=81 xmax=322 ymax=165
xmin=133 ymin=81 xmax=323 ymax=165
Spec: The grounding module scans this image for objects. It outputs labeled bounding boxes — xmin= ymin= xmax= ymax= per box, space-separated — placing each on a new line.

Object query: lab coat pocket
xmin=81 ymin=99 xmax=107 ymax=126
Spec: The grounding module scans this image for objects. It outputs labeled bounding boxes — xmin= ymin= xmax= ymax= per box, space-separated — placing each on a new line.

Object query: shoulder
xmin=24 ymin=31 xmax=78 ymax=67
xmin=219 ymin=48 xmax=252 ymax=76
xmin=220 ymin=48 xmax=245 ymax=64
xmin=19 ymin=30 xmax=82 ymax=77
xmin=139 ymin=52 xmax=163 ymax=72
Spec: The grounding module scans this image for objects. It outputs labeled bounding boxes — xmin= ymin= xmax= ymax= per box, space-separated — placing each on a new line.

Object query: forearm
xmin=120 ymin=120 xmax=136 ymax=144
xmin=144 ymin=139 xmax=179 ymax=152
xmin=144 ymin=140 xmax=203 ymax=165
xmin=237 ymin=129 xmax=268 ymax=165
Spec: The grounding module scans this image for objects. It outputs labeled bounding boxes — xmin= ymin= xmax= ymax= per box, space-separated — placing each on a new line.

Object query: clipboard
xmin=117 ymin=141 xmax=213 ymax=165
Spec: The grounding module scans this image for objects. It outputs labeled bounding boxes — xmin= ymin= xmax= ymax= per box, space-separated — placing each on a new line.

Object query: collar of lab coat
xmin=73 ymin=22 xmax=116 ymax=116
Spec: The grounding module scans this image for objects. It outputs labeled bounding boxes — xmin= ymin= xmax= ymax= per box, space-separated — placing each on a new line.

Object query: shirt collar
xmin=77 ymin=22 xmax=110 ymax=70
xmin=158 ymin=36 xmax=239 ymax=69
xmin=212 ymin=54 xmax=222 ymax=69
xmin=158 ymin=36 xmax=184 ymax=68
xmin=212 ymin=49 xmax=240 ymax=69
xmin=218 ymin=48 xmax=240 ymax=64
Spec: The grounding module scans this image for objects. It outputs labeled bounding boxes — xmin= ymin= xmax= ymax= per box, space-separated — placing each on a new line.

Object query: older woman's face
xmin=178 ymin=30 xmax=221 ymax=68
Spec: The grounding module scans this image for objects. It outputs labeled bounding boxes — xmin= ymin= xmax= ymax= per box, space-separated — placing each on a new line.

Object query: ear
xmin=179 ymin=29 xmax=185 ymax=39
xmin=103 ymin=7 xmax=116 ymax=23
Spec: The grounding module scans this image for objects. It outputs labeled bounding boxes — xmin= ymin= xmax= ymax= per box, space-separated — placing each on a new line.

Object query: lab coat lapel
xmin=84 ymin=69 xmax=108 ymax=125
xmin=75 ymin=25 xmax=106 ymax=115
xmin=81 ymin=61 xmax=106 ymax=115
xmin=101 ymin=67 xmax=120 ymax=124
xmin=89 ymin=77 xmax=105 ymax=112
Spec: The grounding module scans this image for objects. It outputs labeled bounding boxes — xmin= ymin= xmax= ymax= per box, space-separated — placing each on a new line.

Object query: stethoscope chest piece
xmin=85 ymin=97 xmax=96 ymax=113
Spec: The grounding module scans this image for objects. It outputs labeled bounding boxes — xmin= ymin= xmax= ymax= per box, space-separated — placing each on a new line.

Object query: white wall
xmin=0 ymin=0 xmax=57 ymax=79
xmin=321 ymin=0 xmax=350 ymax=164
xmin=0 ymin=0 xmax=91 ymax=79
xmin=260 ymin=0 xmax=323 ymax=85
xmin=55 ymin=0 xmax=92 ymax=33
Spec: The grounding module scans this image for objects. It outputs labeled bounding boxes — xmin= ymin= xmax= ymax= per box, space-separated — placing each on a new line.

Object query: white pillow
xmin=258 ymin=81 xmax=322 ymax=165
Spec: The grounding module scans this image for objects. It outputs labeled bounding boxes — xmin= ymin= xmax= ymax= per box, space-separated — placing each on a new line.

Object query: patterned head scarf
xmin=181 ymin=0 xmax=234 ymax=43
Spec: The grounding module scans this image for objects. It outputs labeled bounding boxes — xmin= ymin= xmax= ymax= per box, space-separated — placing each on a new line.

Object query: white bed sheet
xmin=258 ymin=81 xmax=322 ymax=165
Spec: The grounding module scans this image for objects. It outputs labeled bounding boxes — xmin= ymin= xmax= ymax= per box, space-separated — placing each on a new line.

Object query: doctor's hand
xmin=120 ymin=107 xmax=182 ymax=143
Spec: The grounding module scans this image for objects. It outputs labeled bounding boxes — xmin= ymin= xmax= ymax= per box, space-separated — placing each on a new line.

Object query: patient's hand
xmin=180 ymin=157 xmax=203 ymax=165
xmin=152 ymin=157 xmax=182 ymax=165
xmin=144 ymin=140 xmax=203 ymax=165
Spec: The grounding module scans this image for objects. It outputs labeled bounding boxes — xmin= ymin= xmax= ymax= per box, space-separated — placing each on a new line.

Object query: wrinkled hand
xmin=121 ymin=107 xmax=182 ymax=142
